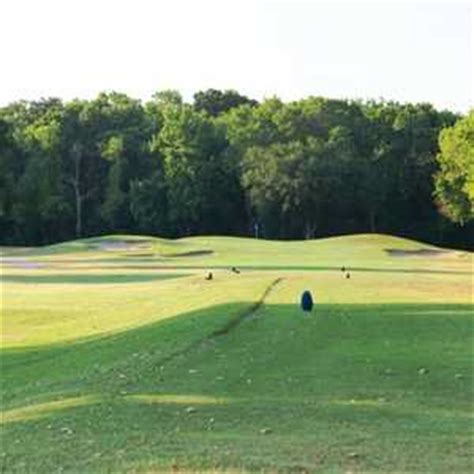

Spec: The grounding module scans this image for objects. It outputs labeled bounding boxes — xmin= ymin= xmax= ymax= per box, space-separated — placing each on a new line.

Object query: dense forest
xmin=1 ymin=89 xmax=473 ymax=248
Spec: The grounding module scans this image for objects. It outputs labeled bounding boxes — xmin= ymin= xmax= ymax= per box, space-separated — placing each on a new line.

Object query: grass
xmin=0 ymin=273 xmax=187 ymax=285
xmin=1 ymin=233 xmax=473 ymax=473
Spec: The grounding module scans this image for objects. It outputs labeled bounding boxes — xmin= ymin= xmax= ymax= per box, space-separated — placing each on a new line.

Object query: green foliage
xmin=129 ymin=171 xmax=169 ymax=235
xmin=434 ymin=111 xmax=474 ymax=225
xmin=0 ymin=118 xmax=21 ymax=240
xmin=0 ymin=91 xmax=471 ymax=247
xmin=193 ymin=88 xmax=257 ymax=116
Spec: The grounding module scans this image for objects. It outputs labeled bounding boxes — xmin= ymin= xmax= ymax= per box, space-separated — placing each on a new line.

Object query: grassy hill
xmin=1 ymin=234 xmax=473 ymax=472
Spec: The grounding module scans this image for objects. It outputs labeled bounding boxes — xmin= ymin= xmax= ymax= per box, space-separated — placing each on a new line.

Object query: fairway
xmin=1 ymin=234 xmax=473 ymax=473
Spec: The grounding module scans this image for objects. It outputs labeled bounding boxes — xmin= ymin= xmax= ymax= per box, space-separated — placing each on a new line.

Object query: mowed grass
xmin=1 ymin=234 xmax=473 ymax=473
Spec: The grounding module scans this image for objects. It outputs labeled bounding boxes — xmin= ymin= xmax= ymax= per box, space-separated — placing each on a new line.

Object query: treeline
xmin=0 ymin=89 xmax=472 ymax=247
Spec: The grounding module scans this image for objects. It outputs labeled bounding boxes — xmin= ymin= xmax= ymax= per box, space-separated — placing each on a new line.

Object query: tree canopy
xmin=434 ymin=111 xmax=474 ymax=225
xmin=1 ymin=89 xmax=472 ymax=249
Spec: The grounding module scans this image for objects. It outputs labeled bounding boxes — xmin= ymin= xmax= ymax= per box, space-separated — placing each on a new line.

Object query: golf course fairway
xmin=1 ymin=233 xmax=473 ymax=473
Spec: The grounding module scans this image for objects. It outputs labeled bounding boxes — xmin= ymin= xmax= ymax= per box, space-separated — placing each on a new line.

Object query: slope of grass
xmin=1 ymin=233 xmax=473 ymax=473
xmin=3 ymin=232 xmax=468 ymax=264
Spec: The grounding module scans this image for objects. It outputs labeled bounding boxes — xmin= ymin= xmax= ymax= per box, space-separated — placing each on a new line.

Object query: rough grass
xmin=1 ymin=234 xmax=473 ymax=473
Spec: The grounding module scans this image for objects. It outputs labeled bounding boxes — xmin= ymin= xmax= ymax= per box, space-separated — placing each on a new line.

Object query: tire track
xmin=210 ymin=277 xmax=283 ymax=337
xmin=155 ymin=277 xmax=284 ymax=368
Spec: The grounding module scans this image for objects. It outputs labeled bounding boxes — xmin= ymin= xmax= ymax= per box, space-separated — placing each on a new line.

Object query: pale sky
xmin=1 ymin=0 xmax=472 ymax=113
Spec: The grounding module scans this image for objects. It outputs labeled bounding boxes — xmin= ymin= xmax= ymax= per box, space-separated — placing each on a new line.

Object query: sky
xmin=0 ymin=0 xmax=472 ymax=113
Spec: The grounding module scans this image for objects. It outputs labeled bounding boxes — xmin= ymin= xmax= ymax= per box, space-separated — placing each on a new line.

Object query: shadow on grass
xmin=1 ymin=301 xmax=473 ymax=472
xmin=2 ymin=301 xmax=472 ymax=402
xmin=1 ymin=273 xmax=188 ymax=284
xmin=0 ymin=301 xmax=255 ymax=392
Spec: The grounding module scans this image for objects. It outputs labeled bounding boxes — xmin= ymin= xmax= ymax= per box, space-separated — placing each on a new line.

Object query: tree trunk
xmin=369 ymin=208 xmax=376 ymax=233
xmin=74 ymin=184 xmax=82 ymax=238
xmin=305 ymin=221 xmax=316 ymax=239
xmin=72 ymin=143 xmax=83 ymax=238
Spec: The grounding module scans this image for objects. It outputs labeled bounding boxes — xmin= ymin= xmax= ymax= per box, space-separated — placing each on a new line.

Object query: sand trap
xmin=385 ymin=248 xmax=452 ymax=257
xmin=87 ymin=240 xmax=212 ymax=257
xmin=92 ymin=240 xmax=152 ymax=252
xmin=165 ymin=250 xmax=214 ymax=258
xmin=1 ymin=259 xmax=46 ymax=269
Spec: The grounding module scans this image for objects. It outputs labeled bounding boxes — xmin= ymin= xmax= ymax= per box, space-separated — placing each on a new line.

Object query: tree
xmin=130 ymin=169 xmax=170 ymax=235
xmin=242 ymin=138 xmax=343 ymax=239
xmin=94 ymin=93 xmax=152 ymax=231
xmin=434 ymin=111 xmax=474 ymax=225
xmin=153 ymin=101 xmax=242 ymax=234
xmin=0 ymin=99 xmax=73 ymax=243
xmin=0 ymin=118 xmax=19 ymax=241
xmin=359 ymin=101 xmax=457 ymax=236
xmin=0 ymin=90 xmax=471 ymax=248
xmin=193 ymin=89 xmax=257 ymax=117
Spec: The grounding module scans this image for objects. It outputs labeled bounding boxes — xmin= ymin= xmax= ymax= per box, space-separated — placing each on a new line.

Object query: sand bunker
xmin=385 ymin=248 xmax=452 ymax=257
xmin=1 ymin=259 xmax=46 ymax=269
xmin=92 ymin=240 xmax=152 ymax=252
xmin=165 ymin=250 xmax=214 ymax=258
xmin=88 ymin=240 xmax=213 ymax=258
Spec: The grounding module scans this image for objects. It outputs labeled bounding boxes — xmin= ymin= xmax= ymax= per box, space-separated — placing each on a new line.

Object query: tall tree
xmin=193 ymin=89 xmax=257 ymax=117
xmin=93 ymin=93 xmax=152 ymax=231
xmin=434 ymin=111 xmax=474 ymax=225
xmin=0 ymin=118 xmax=18 ymax=241
xmin=0 ymin=91 xmax=471 ymax=248
xmin=153 ymin=102 xmax=242 ymax=234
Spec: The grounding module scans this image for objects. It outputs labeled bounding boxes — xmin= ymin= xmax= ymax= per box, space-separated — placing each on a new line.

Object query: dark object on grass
xmin=341 ymin=266 xmax=346 ymax=272
xmin=346 ymin=272 xmax=351 ymax=279
xmin=231 ymin=266 xmax=240 ymax=274
xmin=205 ymin=272 xmax=213 ymax=280
xmin=301 ymin=290 xmax=313 ymax=312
